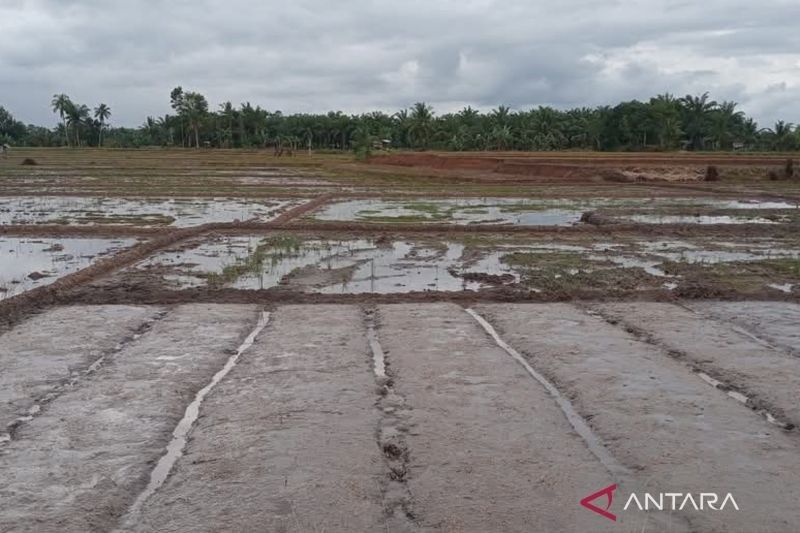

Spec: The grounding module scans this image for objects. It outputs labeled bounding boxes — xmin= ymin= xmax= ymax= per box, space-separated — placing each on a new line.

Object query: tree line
xmin=1 ymin=89 xmax=799 ymax=153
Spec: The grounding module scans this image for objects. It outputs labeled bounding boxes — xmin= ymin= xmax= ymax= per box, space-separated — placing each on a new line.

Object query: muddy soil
xmin=123 ymin=305 xmax=385 ymax=533
xmin=594 ymin=302 xmax=800 ymax=429
xmin=365 ymin=152 xmax=796 ymax=185
xmin=478 ymin=303 xmax=800 ymax=532
xmin=375 ymin=304 xmax=633 ymax=532
xmin=0 ymin=305 xmax=154 ymax=433
xmin=0 ymin=304 xmax=259 ymax=533
xmin=1 ymin=303 xmax=800 ymax=531
xmin=690 ymin=301 xmax=800 ymax=355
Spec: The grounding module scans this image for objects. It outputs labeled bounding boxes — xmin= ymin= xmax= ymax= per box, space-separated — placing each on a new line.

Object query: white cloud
xmin=1 ymin=0 xmax=799 ymax=127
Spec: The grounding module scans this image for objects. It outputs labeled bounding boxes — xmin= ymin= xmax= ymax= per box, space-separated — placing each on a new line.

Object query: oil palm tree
xmin=408 ymin=102 xmax=434 ymax=149
xmin=393 ymin=109 xmax=412 ymax=148
xmin=680 ymin=92 xmax=718 ymax=150
xmin=94 ymin=103 xmax=111 ymax=146
xmin=766 ymin=121 xmax=796 ymax=151
xmin=710 ymin=101 xmax=743 ymax=150
xmin=490 ymin=105 xmax=512 ymax=128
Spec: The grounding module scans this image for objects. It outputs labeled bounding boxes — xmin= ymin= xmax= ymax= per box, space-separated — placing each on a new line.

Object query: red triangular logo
xmin=580 ymin=483 xmax=617 ymax=521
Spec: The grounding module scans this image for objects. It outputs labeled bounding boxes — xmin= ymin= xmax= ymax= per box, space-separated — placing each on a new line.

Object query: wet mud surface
xmin=311 ymin=196 xmax=799 ymax=227
xmin=0 ymin=196 xmax=302 ymax=227
xmin=122 ymin=305 xmax=385 ymax=533
xmin=0 ymin=304 xmax=259 ymax=533
xmin=690 ymin=301 xmax=800 ymax=355
xmin=594 ymin=302 xmax=800 ymax=429
xmin=0 ymin=236 xmax=140 ymax=300
xmin=80 ymin=232 xmax=800 ymax=305
xmin=0 ymin=305 xmax=155 ymax=438
xmin=1 ymin=303 xmax=800 ymax=531
xmin=3 ymin=150 xmax=800 ymax=531
xmin=478 ymin=303 xmax=800 ymax=532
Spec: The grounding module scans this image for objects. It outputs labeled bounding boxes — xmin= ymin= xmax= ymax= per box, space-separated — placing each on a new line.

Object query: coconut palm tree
xmin=51 ymin=94 xmax=72 ymax=146
xmin=65 ymin=103 xmax=90 ymax=146
xmin=219 ymin=102 xmax=234 ymax=147
xmin=176 ymin=92 xmax=208 ymax=148
xmin=94 ymin=103 xmax=111 ymax=146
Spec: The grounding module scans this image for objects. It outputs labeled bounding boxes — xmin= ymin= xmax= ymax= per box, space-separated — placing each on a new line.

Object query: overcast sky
xmin=2 ymin=0 xmax=800 ymax=127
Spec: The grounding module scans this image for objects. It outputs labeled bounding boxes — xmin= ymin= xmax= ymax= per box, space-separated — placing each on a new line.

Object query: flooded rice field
xmin=313 ymin=198 xmax=584 ymax=225
xmin=4 ymin=149 xmax=800 ymax=532
xmin=115 ymin=234 xmax=800 ymax=296
xmin=132 ymin=235 xmax=516 ymax=293
xmin=311 ymin=197 xmax=800 ymax=226
xmin=0 ymin=236 xmax=138 ymax=299
xmin=624 ymin=214 xmax=784 ymax=224
xmin=0 ymin=196 xmax=303 ymax=227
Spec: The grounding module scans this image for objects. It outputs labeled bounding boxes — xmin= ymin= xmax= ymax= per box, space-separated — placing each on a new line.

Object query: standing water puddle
xmin=313 ymin=197 xmax=798 ymax=226
xmin=119 ymin=311 xmax=270 ymax=526
xmin=0 ymin=196 xmax=303 ymax=227
xmin=314 ymin=241 xmax=489 ymax=294
xmin=313 ymin=198 xmax=586 ymax=225
xmin=134 ymin=235 xmax=800 ymax=293
xmin=0 ymin=237 xmax=138 ymax=300
xmin=138 ymin=237 xmax=519 ymax=293
xmin=365 ymin=313 xmax=387 ymax=379
xmin=624 ymin=214 xmax=784 ymax=225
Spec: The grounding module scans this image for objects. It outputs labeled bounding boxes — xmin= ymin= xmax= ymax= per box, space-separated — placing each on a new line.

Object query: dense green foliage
xmin=1 ymin=90 xmax=799 ymax=151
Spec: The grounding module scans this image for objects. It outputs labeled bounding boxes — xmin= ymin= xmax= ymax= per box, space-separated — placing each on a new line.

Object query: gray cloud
xmin=1 ymin=0 xmax=799 ymax=127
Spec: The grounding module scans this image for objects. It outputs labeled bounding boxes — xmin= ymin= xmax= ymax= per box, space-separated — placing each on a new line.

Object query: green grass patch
xmin=403 ymin=202 xmax=444 ymax=213
xmin=206 ymin=235 xmax=304 ymax=287
xmin=501 ymin=251 xmax=590 ymax=269
xmin=661 ymin=257 xmax=800 ymax=292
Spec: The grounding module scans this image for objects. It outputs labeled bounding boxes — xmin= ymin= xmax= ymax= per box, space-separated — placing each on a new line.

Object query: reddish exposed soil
xmin=367 ymin=152 xmax=795 ymax=183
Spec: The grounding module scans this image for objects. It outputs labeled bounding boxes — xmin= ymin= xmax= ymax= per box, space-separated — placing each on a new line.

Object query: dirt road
xmin=1 ymin=302 xmax=800 ymax=532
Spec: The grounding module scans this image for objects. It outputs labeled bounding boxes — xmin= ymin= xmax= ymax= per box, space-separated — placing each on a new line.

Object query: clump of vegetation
xmin=497 ymin=203 xmax=550 ymax=213
xmin=358 ymin=202 xmax=452 ymax=223
xmin=502 ymin=251 xmax=589 ymax=269
xmin=404 ymin=202 xmax=442 ymax=214
xmin=358 ymin=214 xmax=442 ymax=223
xmin=76 ymin=213 xmax=176 ymax=226
xmin=662 ymin=257 xmax=800 ymax=293
xmin=205 ymin=235 xmax=304 ymax=287
xmin=352 ymin=124 xmax=375 ymax=161
xmin=20 ymin=157 xmax=37 ymax=165
xmin=705 ymin=165 xmax=719 ymax=181
xmin=500 ymin=251 xmax=665 ymax=294
xmin=768 ymin=170 xmax=780 ymax=181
